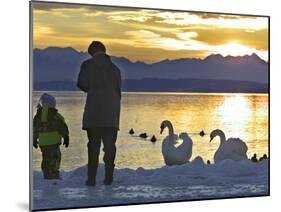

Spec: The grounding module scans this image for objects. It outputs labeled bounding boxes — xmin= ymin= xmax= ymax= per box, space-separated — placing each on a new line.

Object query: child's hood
xmin=40 ymin=93 xmax=56 ymax=108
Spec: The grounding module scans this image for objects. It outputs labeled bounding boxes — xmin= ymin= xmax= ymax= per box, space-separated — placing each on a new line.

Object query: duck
xmin=129 ymin=128 xmax=135 ymax=135
xmin=139 ymin=133 xmax=148 ymax=139
xmin=259 ymin=154 xmax=268 ymax=161
xmin=150 ymin=135 xmax=157 ymax=143
xmin=251 ymin=153 xmax=258 ymax=162
xmin=209 ymin=129 xmax=248 ymax=163
xmin=199 ymin=130 xmax=206 ymax=137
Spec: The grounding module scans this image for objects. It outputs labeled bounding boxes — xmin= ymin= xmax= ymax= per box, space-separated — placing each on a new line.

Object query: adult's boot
xmin=104 ymin=164 xmax=115 ymax=185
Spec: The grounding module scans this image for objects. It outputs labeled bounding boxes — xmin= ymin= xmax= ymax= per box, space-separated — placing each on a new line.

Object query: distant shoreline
xmin=33 ymin=78 xmax=268 ymax=94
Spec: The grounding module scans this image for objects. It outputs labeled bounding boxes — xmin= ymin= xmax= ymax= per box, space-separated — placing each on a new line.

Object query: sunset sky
xmin=32 ymin=2 xmax=269 ymax=63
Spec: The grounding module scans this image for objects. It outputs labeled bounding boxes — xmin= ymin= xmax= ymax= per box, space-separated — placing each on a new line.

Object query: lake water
xmin=32 ymin=92 xmax=268 ymax=171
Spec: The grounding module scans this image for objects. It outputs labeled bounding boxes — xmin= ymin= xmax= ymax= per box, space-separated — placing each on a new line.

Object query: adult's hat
xmin=88 ymin=41 xmax=106 ymax=56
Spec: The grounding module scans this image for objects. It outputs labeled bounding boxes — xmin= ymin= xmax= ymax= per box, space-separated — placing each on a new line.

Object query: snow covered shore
xmin=32 ymin=157 xmax=269 ymax=210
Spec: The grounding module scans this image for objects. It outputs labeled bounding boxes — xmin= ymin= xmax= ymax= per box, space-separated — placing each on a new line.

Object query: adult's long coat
xmin=77 ymin=53 xmax=121 ymax=130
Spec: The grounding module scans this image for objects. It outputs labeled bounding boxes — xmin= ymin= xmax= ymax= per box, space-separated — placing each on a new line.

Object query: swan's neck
xmin=167 ymin=123 xmax=175 ymax=144
xmin=217 ymin=131 xmax=226 ymax=144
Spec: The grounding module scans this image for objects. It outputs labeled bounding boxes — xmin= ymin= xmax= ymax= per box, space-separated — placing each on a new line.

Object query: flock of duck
xmin=128 ymin=120 xmax=268 ymax=166
xmin=129 ymin=128 xmax=157 ymax=142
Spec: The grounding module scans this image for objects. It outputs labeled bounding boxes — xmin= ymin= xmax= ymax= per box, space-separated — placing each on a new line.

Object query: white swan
xmin=160 ymin=120 xmax=193 ymax=166
xmin=210 ymin=129 xmax=248 ymax=163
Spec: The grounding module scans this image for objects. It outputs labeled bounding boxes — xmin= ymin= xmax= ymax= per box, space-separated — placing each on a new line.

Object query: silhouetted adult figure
xmin=77 ymin=41 xmax=121 ymax=186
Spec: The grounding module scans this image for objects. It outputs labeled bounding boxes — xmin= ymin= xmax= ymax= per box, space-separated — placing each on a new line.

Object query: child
xmin=33 ymin=93 xmax=69 ymax=179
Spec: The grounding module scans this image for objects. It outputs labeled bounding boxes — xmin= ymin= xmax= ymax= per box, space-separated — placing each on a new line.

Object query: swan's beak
xmin=209 ymin=137 xmax=213 ymax=143
xmin=160 ymin=127 xmax=164 ymax=134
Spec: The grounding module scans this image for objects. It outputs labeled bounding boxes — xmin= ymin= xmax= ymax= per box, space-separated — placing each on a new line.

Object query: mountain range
xmin=33 ymin=47 xmax=269 ymax=93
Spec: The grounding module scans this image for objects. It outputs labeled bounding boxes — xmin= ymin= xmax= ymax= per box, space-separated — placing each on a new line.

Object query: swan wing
xmin=227 ymin=138 xmax=248 ymax=154
xmin=214 ymin=138 xmax=248 ymax=163
xmin=176 ymin=134 xmax=193 ymax=161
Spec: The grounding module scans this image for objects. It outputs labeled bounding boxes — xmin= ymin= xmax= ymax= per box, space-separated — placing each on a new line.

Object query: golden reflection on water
xmin=32 ymin=92 xmax=268 ymax=171
xmin=214 ymin=95 xmax=252 ymax=137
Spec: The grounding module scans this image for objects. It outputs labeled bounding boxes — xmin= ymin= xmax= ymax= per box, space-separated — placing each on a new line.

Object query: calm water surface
xmin=32 ymin=91 xmax=268 ymax=171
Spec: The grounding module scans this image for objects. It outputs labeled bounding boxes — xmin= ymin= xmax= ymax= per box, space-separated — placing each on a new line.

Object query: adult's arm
xmin=77 ymin=62 xmax=89 ymax=92
xmin=116 ymin=66 xmax=122 ymax=98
